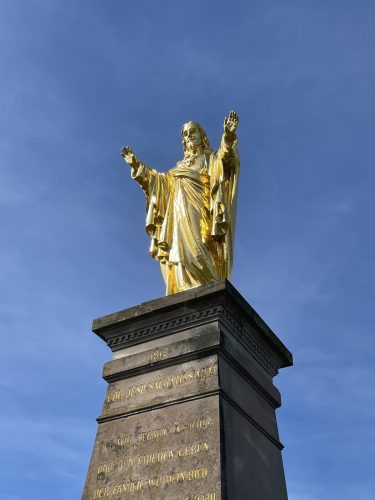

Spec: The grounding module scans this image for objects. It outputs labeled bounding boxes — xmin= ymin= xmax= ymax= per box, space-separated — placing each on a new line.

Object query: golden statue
xmin=121 ymin=111 xmax=240 ymax=295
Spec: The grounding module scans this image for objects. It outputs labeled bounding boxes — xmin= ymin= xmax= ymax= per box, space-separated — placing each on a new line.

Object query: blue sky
xmin=0 ymin=0 xmax=374 ymax=498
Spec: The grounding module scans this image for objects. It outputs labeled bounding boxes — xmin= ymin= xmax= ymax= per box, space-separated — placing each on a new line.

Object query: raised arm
xmin=223 ymin=110 xmax=239 ymax=139
xmin=121 ymin=145 xmax=141 ymax=169
xmin=218 ymin=111 xmax=240 ymax=167
xmin=120 ymin=145 xmax=155 ymax=191
xmin=120 ymin=146 xmax=169 ymax=254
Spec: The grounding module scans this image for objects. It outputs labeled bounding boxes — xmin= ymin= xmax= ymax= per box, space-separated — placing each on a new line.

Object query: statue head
xmin=181 ymin=121 xmax=212 ymax=155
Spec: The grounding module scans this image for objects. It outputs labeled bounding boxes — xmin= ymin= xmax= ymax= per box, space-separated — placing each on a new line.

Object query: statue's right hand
xmin=121 ymin=146 xmax=138 ymax=167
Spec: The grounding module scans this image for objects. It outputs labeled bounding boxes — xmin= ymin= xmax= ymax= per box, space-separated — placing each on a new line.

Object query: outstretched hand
xmin=224 ymin=110 xmax=239 ymax=134
xmin=121 ymin=146 xmax=139 ymax=168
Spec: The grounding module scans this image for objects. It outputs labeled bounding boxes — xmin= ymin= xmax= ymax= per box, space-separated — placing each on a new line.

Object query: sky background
xmin=0 ymin=0 xmax=374 ymax=499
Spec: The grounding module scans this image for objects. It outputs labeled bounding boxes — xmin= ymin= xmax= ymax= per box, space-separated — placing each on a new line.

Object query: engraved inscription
xmin=106 ymin=390 xmax=123 ymax=404
xmin=97 ymin=462 xmax=114 ymax=475
xmin=103 ymin=435 xmax=133 ymax=452
xmin=98 ymin=440 xmax=210 ymax=478
xmin=150 ymin=347 xmax=169 ymax=362
xmin=112 ymin=480 xmax=143 ymax=495
xmin=178 ymin=441 xmax=209 ymax=457
xmin=138 ymin=448 xmax=175 ymax=465
xmin=117 ymin=457 xmax=134 ymax=470
xmin=102 ymin=416 xmax=211 ymax=454
xmin=147 ymin=476 xmax=161 ymax=488
xmin=92 ymin=487 xmax=109 ymax=498
xmin=137 ymin=417 xmax=211 ymax=444
xmin=165 ymin=467 xmax=208 ymax=484
xmin=172 ymin=494 xmax=216 ymax=500
xmin=82 ymin=392 xmax=221 ymax=499
xmin=105 ymin=364 xmax=217 ymax=405
xmin=91 ymin=468 xmax=211 ymax=498
xmin=187 ymin=467 xmax=208 ymax=481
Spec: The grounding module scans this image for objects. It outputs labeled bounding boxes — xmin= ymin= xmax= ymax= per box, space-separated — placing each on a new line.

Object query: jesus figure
xmin=121 ymin=111 xmax=240 ymax=295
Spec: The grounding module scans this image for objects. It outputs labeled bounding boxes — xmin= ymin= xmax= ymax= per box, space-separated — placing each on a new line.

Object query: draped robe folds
xmin=130 ymin=132 xmax=240 ymax=295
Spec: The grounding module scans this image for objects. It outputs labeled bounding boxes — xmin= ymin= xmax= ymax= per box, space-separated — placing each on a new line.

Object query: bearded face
xmin=182 ymin=123 xmax=203 ymax=151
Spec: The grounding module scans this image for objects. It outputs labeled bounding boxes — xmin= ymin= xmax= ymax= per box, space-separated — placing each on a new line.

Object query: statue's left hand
xmin=121 ymin=145 xmax=140 ymax=168
xmin=224 ymin=110 xmax=239 ymax=134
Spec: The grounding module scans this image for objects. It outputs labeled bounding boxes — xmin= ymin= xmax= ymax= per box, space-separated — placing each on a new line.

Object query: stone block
xmin=82 ymin=280 xmax=292 ymax=499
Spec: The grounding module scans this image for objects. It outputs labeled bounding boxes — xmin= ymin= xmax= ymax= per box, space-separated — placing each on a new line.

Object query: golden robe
xmin=130 ymin=133 xmax=239 ymax=295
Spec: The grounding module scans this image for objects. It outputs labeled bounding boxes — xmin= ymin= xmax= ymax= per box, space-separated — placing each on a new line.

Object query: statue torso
xmin=172 ymin=152 xmax=209 ymax=174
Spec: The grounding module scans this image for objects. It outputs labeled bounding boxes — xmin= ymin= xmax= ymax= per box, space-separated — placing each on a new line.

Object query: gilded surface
xmin=121 ymin=111 xmax=240 ymax=295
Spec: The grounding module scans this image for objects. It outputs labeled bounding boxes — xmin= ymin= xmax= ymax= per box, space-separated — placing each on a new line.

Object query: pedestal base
xmin=82 ymin=280 xmax=292 ymax=500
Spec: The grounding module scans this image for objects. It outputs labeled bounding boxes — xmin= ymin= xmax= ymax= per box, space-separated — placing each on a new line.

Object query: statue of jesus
xmin=121 ymin=111 xmax=240 ymax=295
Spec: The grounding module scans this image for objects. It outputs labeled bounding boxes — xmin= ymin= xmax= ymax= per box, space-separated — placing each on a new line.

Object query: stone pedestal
xmin=82 ymin=280 xmax=292 ymax=500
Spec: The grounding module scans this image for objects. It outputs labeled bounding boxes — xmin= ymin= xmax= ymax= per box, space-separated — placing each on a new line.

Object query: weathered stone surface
xmin=104 ymin=324 xmax=220 ymax=379
xmin=101 ymin=355 xmax=219 ymax=419
xmin=83 ymin=397 xmax=221 ymax=500
xmin=83 ymin=281 xmax=292 ymax=499
xmin=92 ymin=279 xmax=292 ymax=373
xmin=221 ymin=398 xmax=288 ymax=500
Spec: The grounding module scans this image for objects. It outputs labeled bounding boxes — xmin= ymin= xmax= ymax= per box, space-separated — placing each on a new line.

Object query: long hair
xmin=181 ymin=121 xmax=212 ymax=155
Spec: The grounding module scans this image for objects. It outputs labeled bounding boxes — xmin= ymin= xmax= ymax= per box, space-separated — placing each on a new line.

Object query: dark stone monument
xmin=82 ymin=280 xmax=292 ymax=500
